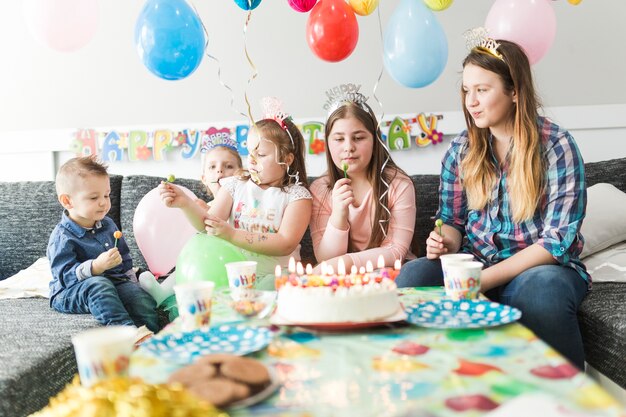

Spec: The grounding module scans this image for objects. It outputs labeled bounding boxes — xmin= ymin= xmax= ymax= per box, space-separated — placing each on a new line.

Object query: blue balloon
xmin=135 ymin=0 xmax=205 ymax=81
xmin=383 ymin=0 xmax=448 ymax=88
xmin=234 ymin=0 xmax=262 ymax=10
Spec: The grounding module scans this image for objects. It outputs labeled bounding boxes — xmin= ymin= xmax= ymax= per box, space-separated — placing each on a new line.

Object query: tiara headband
xmin=463 ymin=27 xmax=504 ymax=62
xmin=323 ymin=83 xmax=370 ymax=117
xmin=201 ymin=127 xmax=238 ymax=153
xmin=260 ymin=96 xmax=295 ymax=148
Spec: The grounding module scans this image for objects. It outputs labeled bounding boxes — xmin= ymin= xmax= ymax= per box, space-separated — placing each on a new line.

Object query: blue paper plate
xmin=405 ymin=300 xmax=522 ymax=329
xmin=139 ymin=324 xmax=273 ymax=364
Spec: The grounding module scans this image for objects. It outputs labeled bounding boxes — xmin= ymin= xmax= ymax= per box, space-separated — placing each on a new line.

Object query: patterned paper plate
xmin=405 ymin=299 xmax=522 ymax=329
xmin=139 ymin=324 xmax=273 ymax=364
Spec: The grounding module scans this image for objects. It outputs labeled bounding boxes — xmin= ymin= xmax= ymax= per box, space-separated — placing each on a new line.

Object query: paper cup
xmin=440 ymin=253 xmax=474 ymax=279
xmin=225 ymin=261 xmax=257 ymax=290
xmin=174 ymin=281 xmax=215 ymax=332
xmin=71 ymin=326 xmax=136 ymax=387
xmin=443 ymin=261 xmax=483 ymax=301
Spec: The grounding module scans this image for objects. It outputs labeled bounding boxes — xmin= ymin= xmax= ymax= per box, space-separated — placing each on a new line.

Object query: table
xmin=130 ymin=287 xmax=625 ymax=417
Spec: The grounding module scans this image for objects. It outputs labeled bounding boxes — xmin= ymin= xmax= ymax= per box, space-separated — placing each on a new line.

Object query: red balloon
xmin=306 ymin=0 xmax=359 ymax=62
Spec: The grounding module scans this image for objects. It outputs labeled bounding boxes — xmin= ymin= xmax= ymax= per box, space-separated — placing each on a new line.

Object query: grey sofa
xmin=1 ymin=158 xmax=625 ymax=416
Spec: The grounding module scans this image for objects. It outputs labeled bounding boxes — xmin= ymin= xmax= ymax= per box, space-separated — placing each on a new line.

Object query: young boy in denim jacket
xmin=47 ymin=157 xmax=159 ymax=339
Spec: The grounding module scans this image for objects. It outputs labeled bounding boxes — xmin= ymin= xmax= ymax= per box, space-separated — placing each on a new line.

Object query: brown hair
xmin=242 ymin=118 xmax=309 ymax=188
xmin=55 ymin=156 xmax=109 ymax=196
xmin=322 ymin=102 xmax=410 ymax=249
xmin=460 ymin=39 xmax=544 ymax=222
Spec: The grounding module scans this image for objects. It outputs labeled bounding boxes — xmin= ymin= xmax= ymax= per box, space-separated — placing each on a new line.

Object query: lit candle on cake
xmin=320 ymin=261 xmax=328 ymax=276
xmin=365 ymin=260 xmax=374 ymax=273
xmin=306 ymin=264 xmax=313 ymax=275
xmin=275 ymin=264 xmax=284 ymax=289
xmin=337 ymin=257 xmax=346 ymax=276
xmin=377 ymin=255 xmax=385 ymax=270
xmin=391 ymin=259 xmax=402 ymax=280
xmin=288 ymin=257 xmax=296 ymax=274
xmin=296 ymin=262 xmax=305 ymax=276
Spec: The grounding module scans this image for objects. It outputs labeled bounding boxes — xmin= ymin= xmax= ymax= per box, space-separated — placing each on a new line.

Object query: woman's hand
xmin=204 ymin=213 xmax=234 ymax=240
xmin=425 ymin=230 xmax=450 ymax=259
xmin=329 ymin=178 xmax=353 ymax=230
xmin=158 ymin=182 xmax=192 ymax=208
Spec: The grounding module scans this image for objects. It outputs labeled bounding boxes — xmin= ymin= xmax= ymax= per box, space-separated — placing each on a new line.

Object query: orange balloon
xmin=306 ymin=0 xmax=359 ymax=62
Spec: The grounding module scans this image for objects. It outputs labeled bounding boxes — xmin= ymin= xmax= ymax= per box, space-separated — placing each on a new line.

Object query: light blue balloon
xmin=135 ymin=0 xmax=205 ymax=81
xmin=383 ymin=0 xmax=448 ymax=88
xmin=234 ymin=0 xmax=262 ymax=10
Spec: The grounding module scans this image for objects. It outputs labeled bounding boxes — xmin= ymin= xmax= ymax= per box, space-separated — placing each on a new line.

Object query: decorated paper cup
xmin=225 ymin=261 xmax=257 ymax=290
xmin=443 ymin=261 xmax=483 ymax=301
xmin=174 ymin=281 xmax=215 ymax=332
xmin=440 ymin=253 xmax=475 ymax=278
xmin=71 ymin=326 xmax=135 ymax=387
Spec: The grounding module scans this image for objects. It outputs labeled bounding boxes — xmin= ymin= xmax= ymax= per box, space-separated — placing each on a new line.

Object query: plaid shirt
xmin=438 ymin=116 xmax=590 ymax=284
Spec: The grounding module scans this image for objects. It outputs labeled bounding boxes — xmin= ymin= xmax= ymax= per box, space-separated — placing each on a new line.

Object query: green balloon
xmin=175 ymin=234 xmax=246 ymax=288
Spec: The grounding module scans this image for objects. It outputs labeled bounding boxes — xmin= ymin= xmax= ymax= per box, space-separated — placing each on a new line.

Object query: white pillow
xmin=0 ymin=257 xmax=52 ymax=299
xmin=580 ymin=183 xmax=626 ymax=259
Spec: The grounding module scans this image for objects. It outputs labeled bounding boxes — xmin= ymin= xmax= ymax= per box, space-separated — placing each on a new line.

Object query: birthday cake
xmin=274 ymin=267 xmax=401 ymax=324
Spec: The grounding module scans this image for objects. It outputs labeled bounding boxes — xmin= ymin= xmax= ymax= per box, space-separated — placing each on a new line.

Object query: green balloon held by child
xmin=175 ymin=234 xmax=246 ymax=289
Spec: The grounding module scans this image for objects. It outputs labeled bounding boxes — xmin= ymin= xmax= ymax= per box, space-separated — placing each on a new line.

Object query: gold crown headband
xmin=463 ymin=27 xmax=504 ymax=61
xmin=323 ymin=83 xmax=370 ymax=117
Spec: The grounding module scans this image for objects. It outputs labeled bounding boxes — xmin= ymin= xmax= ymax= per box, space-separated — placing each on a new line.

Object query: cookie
xmin=196 ymin=353 xmax=239 ymax=367
xmin=186 ymin=378 xmax=238 ymax=408
xmin=168 ymin=363 xmax=216 ymax=387
xmin=220 ymin=357 xmax=270 ymax=386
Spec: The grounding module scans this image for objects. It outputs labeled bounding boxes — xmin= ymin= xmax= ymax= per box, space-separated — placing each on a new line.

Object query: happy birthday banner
xmin=71 ymin=113 xmax=445 ymax=162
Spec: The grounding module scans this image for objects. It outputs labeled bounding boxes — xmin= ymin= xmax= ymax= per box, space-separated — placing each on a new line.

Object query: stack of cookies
xmin=168 ymin=354 xmax=272 ymax=408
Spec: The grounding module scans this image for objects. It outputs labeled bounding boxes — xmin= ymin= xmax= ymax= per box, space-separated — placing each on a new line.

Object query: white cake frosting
xmin=275 ymin=278 xmax=400 ymax=323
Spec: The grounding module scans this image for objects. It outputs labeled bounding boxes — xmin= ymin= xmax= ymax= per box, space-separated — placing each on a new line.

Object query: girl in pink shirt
xmin=310 ymin=88 xmax=416 ymax=272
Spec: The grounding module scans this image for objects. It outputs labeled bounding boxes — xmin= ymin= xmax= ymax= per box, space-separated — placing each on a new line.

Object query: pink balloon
xmin=485 ymin=0 xmax=556 ymax=65
xmin=23 ymin=0 xmax=99 ymax=52
xmin=133 ymin=186 xmax=198 ymax=276
xmin=288 ymin=0 xmax=317 ymax=13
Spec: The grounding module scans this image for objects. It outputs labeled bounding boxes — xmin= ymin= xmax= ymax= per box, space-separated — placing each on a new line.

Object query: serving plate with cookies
xmin=168 ymin=354 xmax=279 ymax=410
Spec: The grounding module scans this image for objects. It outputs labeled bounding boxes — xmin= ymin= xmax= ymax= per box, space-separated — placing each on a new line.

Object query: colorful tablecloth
xmin=130 ymin=287 xmax=625 ymax=417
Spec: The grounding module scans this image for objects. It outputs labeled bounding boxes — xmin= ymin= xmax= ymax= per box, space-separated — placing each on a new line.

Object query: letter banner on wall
xmin=70 ymin=113 xmax=445 ymax=161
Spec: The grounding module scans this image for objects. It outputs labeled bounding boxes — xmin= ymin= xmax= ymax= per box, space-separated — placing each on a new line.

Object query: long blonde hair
xmin=460 ymin=40 xmax=544 ymax=222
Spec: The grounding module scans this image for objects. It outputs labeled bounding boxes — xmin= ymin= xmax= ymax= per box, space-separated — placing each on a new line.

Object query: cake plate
xmin=269 ymin=308 xmax=407 ymax=331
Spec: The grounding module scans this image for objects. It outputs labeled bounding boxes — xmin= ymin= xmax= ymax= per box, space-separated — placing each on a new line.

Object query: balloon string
xmin=374 ymin=6 xmax=391 ymax=239
xmin=243 ymin=10 xmax=258 ymax=130
xmin=191 ymin=2 xmax=247 ymax=120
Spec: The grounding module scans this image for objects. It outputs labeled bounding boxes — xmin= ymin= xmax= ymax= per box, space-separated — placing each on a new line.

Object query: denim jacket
xmin=47 ymin=211 xmax=134 ymax=302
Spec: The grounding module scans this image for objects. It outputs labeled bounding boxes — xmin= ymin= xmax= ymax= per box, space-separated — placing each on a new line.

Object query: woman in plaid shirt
xmin=396 ymin=39 xmax=589 ymax=369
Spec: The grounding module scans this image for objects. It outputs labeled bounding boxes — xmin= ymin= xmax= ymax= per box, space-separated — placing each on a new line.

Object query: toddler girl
xmin=139 ymin=134 xmax=242 ymax=305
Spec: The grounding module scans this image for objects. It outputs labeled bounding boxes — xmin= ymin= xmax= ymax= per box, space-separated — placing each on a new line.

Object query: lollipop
xmin=342 ymin=161 xmax=349 ymax=179
xmin=113 ymin=231 xmax=123 ymax=248
xmin=435 ymin=219 xmax=443 ymax=237
xmin=167 ymin=174 xmax=176 ymax=183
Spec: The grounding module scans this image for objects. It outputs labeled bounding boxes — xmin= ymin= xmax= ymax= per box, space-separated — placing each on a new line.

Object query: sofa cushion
xmin=120 ymin=176 xmax=209 ymax=270
xmin=0 ymin=298 xmax=100 ymax=417
xmin=578 ymin=282 xmax=626 ymax=389
xmin=411 ymin=175 xmax=440 ymax=258
xmin=580 ymin=183 xmax=626 ymax=258
xmin=585 ymin=157 xmax=626 ymax=193
xmin=0 ymin=175 xmax=122 ymax=281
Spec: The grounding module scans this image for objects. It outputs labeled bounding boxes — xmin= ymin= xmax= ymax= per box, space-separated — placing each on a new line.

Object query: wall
xmin=0 ymin=1 xmax=625 ymax=181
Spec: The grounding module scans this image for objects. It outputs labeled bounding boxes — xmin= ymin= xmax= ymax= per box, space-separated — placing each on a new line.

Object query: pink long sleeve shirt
xmin=310 ymin=174 xmax=417 ymax=269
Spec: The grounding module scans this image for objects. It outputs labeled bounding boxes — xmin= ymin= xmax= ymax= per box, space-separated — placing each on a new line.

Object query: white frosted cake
xmin=274 ymin=276 xmax=400 ymax=324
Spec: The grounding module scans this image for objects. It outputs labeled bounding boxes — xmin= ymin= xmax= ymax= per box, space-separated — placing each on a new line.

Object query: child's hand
xmin=158 ymin=181 xmax=191 ymax=208
xmin=92 ymin=248 xmax=122 ymax=275
xmin=425 ymin=230 xmax=449 ymax=259
xmin=331 ymin=178 xmax=354 ymax=215
xmin=204 ymin=214 xmax=233 ymax=240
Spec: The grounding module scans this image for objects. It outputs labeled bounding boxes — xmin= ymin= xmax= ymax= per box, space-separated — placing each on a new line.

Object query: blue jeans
xmin=51 ymin=276 xmax=159 ymax=333
xmin=396 ymin=257 xmax=589 ymax=369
